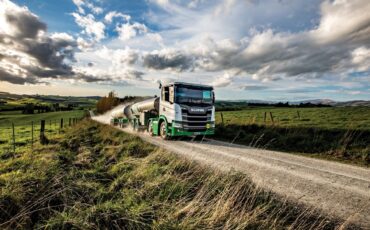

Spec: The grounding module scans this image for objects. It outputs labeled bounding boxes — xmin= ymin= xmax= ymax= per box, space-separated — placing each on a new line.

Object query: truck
xmin=110 ymin=82 xmax=215 ymax=139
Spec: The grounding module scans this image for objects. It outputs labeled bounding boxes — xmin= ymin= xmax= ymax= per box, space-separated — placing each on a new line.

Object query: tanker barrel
xmin=130 ymin=97 xmax=159 ymax=116
xmin=111 ymin=108 xmax=125 ymax=118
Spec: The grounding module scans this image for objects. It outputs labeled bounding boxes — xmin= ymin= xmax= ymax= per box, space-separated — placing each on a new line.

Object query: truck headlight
xmin=172 ymin=122 xmax=183 ymax=128
xmin=206 ymin=123 xmax=215 ymax=129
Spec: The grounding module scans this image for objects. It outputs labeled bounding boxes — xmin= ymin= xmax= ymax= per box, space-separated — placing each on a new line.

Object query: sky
xmin=0 ymin=0 xmax=369 ymax=101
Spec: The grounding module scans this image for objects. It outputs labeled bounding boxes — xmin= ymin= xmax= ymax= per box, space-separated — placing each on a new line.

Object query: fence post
xmin=40 ymin=120 xmax=48 ymax=144
xmin=220 ymin=112 xmax=224 ymax=125
xmin=264 ymin=112 xmax=267 ymax=123
xmin=269 ymin=112 xmax=274 ymax=124
xmin=60 ymin=118 xmax=63 ymax=133
xmin=31 ymin=121 xmax=34 ymax=150
xmin=12 ymin=123 xmax=15 ymax=153
xmin=297 ymin=111 xmax=301 ymax=120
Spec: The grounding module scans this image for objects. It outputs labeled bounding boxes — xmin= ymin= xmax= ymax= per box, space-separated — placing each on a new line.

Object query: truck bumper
xmin=170 ymin=127 xmax=215 ymax=137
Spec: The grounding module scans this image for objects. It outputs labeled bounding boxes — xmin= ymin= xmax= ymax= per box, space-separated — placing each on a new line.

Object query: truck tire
xmin=160 ymin=122 xmax=170 ymax=140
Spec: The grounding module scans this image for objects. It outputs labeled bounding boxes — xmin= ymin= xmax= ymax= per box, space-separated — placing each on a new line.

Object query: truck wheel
xmin=148 ymin=121 xmax=154 ymax=136
xmin=160 ymin=122 xmax=170 ymax=140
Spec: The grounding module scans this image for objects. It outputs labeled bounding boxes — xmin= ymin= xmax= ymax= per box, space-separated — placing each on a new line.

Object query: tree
xmin=96 ymin=91 xmax=120 ymax=114
xmin=22 ymin=103 xmax=34 ymax=114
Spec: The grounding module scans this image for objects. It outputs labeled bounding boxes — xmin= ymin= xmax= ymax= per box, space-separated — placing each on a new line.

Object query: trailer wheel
xmin=148 ymin=121 xmax=154 ymax=136
xmin=160 ymin=122 xmax=170 ymax=140
xmin=133 ymin=119 xmax=139 ymax=131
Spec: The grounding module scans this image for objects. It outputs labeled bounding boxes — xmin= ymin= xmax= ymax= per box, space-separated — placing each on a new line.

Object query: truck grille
xmin=181 ymin=108 xmax=212 ymax=132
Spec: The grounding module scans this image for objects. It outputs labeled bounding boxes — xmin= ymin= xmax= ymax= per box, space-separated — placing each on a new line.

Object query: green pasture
xmin=0 ymin=110 xmax=85 ymax=153
xmin=214 ymin=107 xmax=370 ymax=166
xmin=216 ymin=107 xmax=370 ymax=131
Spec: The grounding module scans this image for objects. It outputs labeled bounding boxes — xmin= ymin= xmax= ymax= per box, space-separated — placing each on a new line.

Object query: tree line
xmin=95 ymin=91 xmax=137 ymax=114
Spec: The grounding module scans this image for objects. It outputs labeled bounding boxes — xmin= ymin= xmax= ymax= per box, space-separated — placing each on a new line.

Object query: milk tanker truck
xmin=110 ymin=82 xmax=215 ymax=139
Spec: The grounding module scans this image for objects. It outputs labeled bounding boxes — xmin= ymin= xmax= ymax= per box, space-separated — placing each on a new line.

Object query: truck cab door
xmin=159 ymin=86 xmax=175 ymax=122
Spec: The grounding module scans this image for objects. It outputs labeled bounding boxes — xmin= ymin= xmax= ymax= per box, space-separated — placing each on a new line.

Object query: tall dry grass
xmin=0 ymin=120 xmax=358 ymax=229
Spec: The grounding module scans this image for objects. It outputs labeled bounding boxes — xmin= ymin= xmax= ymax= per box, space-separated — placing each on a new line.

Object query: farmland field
xmin=215 ymin=107 xmax=370 ymax=166
xmin=0 ymin=110 xmax=86 ymax=153
xmin=216 ymin=107 xmax=370 ymax=130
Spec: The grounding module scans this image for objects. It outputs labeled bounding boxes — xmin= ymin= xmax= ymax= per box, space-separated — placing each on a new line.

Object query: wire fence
xmin=0 ymin=117 xmax=83 ymax=154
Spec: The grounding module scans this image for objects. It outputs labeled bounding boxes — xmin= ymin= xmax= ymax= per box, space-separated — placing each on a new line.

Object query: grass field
xmin=0 ymin=110 xmax=85 ymax=153
xmin=0 ymin=120 xmax=351 ymax=229
xmin=214 ymin=107 xmax=370 ymax=166
xmin=216 ymin=107 xmax=370 ymax=130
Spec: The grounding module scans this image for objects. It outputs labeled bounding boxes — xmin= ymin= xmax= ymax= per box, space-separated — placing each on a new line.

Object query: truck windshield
xmin=175 ymin=86 xmax=213 ymax=105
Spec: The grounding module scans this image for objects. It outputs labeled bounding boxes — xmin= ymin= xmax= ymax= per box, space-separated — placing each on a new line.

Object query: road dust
xmin=91 ymin=109 xmax=370 ymax=228
xmin=92 ymin=104 xmax=127 ymax=125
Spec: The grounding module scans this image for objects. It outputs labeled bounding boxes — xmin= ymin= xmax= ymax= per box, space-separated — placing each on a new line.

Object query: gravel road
xmin=92 ymin=114 xmax=370 ymax=227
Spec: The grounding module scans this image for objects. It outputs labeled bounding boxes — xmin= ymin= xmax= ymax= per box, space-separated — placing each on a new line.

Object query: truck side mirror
xmin=212 ymin=91 xmax=215 ymax=104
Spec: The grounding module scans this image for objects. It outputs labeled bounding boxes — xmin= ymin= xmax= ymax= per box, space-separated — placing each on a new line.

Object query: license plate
xmin=194 ymin=132 xmax=201 ymax=135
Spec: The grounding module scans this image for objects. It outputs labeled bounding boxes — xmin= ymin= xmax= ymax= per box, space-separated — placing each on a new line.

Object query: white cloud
xmin=50 ymin=32 xmax=74 ymax=42
xmin=312 ymin=0 xmax=370 ymax=44
xmin=71 ymin=13 xmax=105 ymax=41
xmin=188 ymin=0 xmax=205 ymax=9
xmin=76 ymin=37 xmax=94 ymax=50
xmin=86 ymin=2 xmax=103 ymax=14
xmin=104 ymin=11 xmax=131 ymax=23
xmin=0 ymin=0 xmax=103 ymax=85
xmin=151 ymin=0 xmax=170 ymax=8
xmin=141 ymin=0 xmax=370 ymax=87
xmin=116 ymin=22 xmax=148 ymax=41
xmin=74 ymin=46 xmax=144 ymax=84
xmin=72 ymin=0 xmax=103 ymax=15
xmin=351 ymin=47 xmax=370 ymax=71
xmin=72 ymin=0 xmax=85 ymax=14
xmin=94 ymin=46 xmax=139 ymax=66
xmin=212 ymin=72 xmax=234 ymax=87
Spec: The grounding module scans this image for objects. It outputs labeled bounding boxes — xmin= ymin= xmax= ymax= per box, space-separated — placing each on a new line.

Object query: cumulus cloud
xmin=73 ymin=46 xmax=146 ymax=84
xmin=116 ymin=22 xmax=148 ymax=41
xmin=0 ymin=0 xmax=107 ymax=85
xmin=351 ymin=47 xmax=370 ymax=71
xmin=72 ymin=0 xmax=85 ymax=14
xmin=76 ymin=37 xmax=94 ymax=50
xmin=143 ymin=49 xmax=194 ymax=72
xmin=4 ymin=0 xmax=369 ymax=95
xmin=141 ymin=0 xmax=370 ymax=87
xmin=95 ymin=46 xmax=139 ymax=66
xmin=72 ymin=13 xmax=105 ymax=41
xmin=72 ymin=0 xmax=103 ymax=15
xmin=212 ymin=72 xmax=235 ymax=87
xmin=104 ymin=11 xmax=130 ymax=24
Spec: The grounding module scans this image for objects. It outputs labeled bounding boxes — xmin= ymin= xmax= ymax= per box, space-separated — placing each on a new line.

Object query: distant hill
xmin=291 ymin=99 xmax=370 ymax=107
xmin=0 ymin=92 xmax=101 ymax=111
xmin=215 ymin=98 xmax=370 ymax=111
